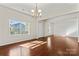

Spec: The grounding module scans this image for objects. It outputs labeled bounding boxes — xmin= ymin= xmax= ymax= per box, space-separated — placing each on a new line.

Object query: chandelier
xmin=31 ymin=3 xmax=42 ymax=17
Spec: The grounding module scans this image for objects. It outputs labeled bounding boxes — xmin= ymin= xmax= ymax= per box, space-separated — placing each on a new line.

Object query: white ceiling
xmin=0 ymin=3 xmax=79 ymax=20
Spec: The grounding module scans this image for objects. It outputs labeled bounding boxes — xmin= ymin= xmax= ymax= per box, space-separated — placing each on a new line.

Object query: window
xmin=9 ymin=18 xmax=30 ymax=35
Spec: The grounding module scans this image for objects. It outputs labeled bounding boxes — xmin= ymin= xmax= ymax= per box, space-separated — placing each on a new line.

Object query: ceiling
xmin=0 ymin=3 xmax=79 ymax=20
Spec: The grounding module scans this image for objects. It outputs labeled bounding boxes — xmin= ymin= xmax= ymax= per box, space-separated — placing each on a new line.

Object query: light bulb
xmin=38 ymin=9 xmax=42 ymax=13
xmin=31 ymin=9 xmax=34 ymax=12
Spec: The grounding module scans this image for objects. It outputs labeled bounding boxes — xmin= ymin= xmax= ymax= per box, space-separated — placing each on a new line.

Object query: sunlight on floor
xmin=47 ymin=37 xmax=52 ymax=49
xmin=9 ymin=47 xmax=21 ymax=56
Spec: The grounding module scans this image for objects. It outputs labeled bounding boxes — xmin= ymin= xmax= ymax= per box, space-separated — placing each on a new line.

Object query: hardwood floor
xmin=0 ymin=35 xmax=79 ymax=56
xmin=48 ymin=35 xmax=79 ymax=56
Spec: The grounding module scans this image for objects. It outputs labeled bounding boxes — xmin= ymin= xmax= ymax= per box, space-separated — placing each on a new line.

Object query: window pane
xmin=9 ymin=18 xmax=29 ymax=35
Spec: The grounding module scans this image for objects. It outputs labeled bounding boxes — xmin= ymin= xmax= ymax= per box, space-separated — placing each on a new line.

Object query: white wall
xmin=38 ymin=21 xmax=45 ymax=37
xmin=45 ymin=12 xmax=79 ymax=37
xmin=0 ymin=6 xmax=36 ymax=46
